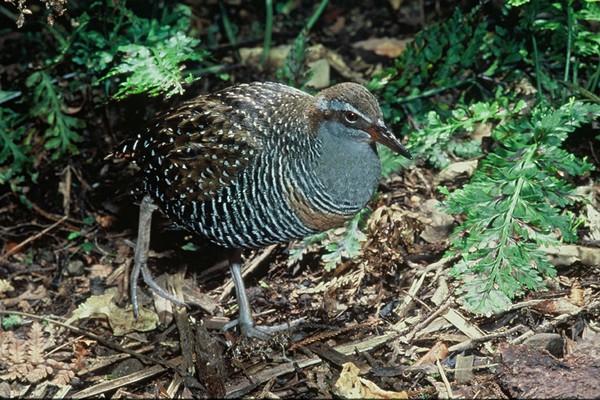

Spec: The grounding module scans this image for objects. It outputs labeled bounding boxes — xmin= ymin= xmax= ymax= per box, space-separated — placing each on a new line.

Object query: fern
xmin=445 ymin=100 xmax=599 ymax=314
xmin=276 ymin=30 xmax=311 ymax=89
xmin=103 ymin=4 xmax=208 ymax=99
xmin=0 ymin=107 xmax=32 ymax=190
xmin=292 ymin=209 xmax=371 ymax=272
xmin=370 ymin=7 xmax=528 ymax=170
xmin=25 ymin=71 xmax=84 ymax=158
xmin=409 ymin=93 xmax=527 ymax=168
xmin=0 ymin=322 xmax=78 ymax=385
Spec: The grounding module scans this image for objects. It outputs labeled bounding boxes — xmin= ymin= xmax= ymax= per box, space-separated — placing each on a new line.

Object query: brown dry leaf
xmin=95 ymin=213 xmax=117 ymax=229
xmin=88 ymin=263 xmax=113 ymax=279
xmin=26 ymin=323 xmax=50 ymax=365
xmin=0 ymin=279 xmax=15 ymax=294
xmin=0 ymin=322 xmax=77 ymax=386
xmin=367 ymin=204 xmax=421 ymax=262
xmin=0 ymin=363 xmax=28 ymax=382
xmin=334 ymin=362 xmax=408 ymax=399
xmin=414 ymin=341 xmax=449 ymax=366
xmin=455 ymin=354 xmax=475 ymax=383
xmin=543 ymin=244 xmax=600 ymax=267
xmin=585 ymin=202 xmax=600 ymax=241
xmin=293 ymin=265 xmax=365 ymax=297
xmin=66 ymin=288 xmax=159 ymax=336
xmin=24 ymin=364 xmax=52 ymax=384
xmin=569 ymin=280 xmax=585 ymax=307
xmin=531 ymin=298 xmax=582 ymax=316
xmin=239 ymin=44 xmax=365 ymax=84
xmin=433 ymin=160 xmax=478 ymax=186
xmin=58 ymin=166 xmax=71 ymax=215
xmin=353 ymin=37 xmax=412 ymax=58
xmin=3 ymin=285 xmax=48 ymax=308
xmin=418 ymin=199 xmax=454 ymax=244
xmin=514 ymin=77 xmax=537 ymax=95
xmin=329 ymin=15 xmax=345 ymax=34
xmin=51 ymin=368 xmax=75 ymax=386
xmin=470 ymin=122 xmax=493 ymax=142
xmin=1 ymin=331 xmax=25 ymax=364
xmin=72 ymin=340 xmax=92 ymax=370
xmin=306 ymin=59 xmax=330 ymax=89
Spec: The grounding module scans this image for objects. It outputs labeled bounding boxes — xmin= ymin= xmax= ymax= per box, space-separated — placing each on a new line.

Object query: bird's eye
xmin=343 ymin=111 xmax=358 ymax=123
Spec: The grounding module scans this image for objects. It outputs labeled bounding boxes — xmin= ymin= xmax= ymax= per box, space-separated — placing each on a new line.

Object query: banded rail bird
xmin=109 ymin=81 xmax=411 ymax=339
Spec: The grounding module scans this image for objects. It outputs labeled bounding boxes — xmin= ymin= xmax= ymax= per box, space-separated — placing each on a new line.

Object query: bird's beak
xmin=368 ymin=125 xmax=412 ymax=160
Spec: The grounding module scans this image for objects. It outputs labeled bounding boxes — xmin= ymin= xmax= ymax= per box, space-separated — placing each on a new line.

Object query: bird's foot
xmin=130 ymin=195 xmax=187 ymax=317
xmin=222 ymin=317 xmax=306 ymax=340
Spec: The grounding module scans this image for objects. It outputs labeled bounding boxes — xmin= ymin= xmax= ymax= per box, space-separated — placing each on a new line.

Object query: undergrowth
xmin=0 ymin=321 xmax=83 ymax=385
xmin=443 ymin=100 xmax=599 ymax=313
xmin=0 ymin=1 xmax=209 ymax=200
xmin=369 ymin=0 xmax=600 ymax=314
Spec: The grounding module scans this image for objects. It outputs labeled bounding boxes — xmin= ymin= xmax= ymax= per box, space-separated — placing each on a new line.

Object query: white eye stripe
xmin=316 ymin=99 xmax=372 ymax=123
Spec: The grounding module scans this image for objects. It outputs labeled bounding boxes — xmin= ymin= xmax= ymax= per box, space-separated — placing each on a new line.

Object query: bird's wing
xmin=111 ymin=82 xmax=309 ymax=203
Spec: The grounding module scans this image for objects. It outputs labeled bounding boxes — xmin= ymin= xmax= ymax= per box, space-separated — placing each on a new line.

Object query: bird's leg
xmin=131 ymin=195 xmax=186 ymax=317
xmin=223 ymin=251 xmax=305 ymax=339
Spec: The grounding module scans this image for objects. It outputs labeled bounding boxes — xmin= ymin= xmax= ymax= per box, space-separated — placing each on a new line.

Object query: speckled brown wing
xmin=157 ymin=99 xmax=265 ymax=203
xmin=111 ymin=82 xmax=310 ymax=205
xmin=112 ymin=98 xmax=265 ymax=204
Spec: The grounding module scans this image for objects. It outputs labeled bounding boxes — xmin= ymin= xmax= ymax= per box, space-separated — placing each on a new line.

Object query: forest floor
xmin=1 ymin=1 xmax=599 ymax=398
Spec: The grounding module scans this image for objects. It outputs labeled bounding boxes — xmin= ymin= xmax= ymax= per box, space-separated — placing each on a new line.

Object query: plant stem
xmin=531 ymin=34 xmax=543 ymax=102
xmin=218 ymin=0 xmax=240 ymax=61
xmin=305 ymin=0 xmax=329 ymax=32
xmin=563 ymin=0 xmax=573 ymax=102
xmin=487 ymin=145 xmax=535 ymax=296
xmin=261 ymin=0 xmax=273 ymax=66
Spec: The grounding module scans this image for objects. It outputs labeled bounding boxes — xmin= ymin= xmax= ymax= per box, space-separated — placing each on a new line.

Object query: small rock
xmin=66 ymin=260 xmax=85 ymax=276
xmin=111 ymin=358 xmax=144 ymax=377
xmin=523 ymin=333 xmax=564 ymax=358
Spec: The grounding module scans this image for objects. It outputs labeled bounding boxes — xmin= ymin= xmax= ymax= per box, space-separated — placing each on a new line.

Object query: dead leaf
xmin=58 ymin=166 xmax=71 ymax=216
xmin=95 ymin=213 xmax=117 ymax=229
xmin=88 ymin=264 xmax=113 ymax=279
xmin=434 ymin=160 xmax=478 ymax=186
xmin=66 ymin=288 xmax=159 ymax=335
xmin=514 ymin=77 xmax=537 ymax=95
xmin=585 ymin=202 xmax=600 ymax=241
xmin=353 ymin=37 xmax=412 ymax=58
xmin=0 ymin=279 xmax=15 ymax=294
xmin=455 ymin=354 xmax=475 ymax=383
xmin=414 ymin=341 xmax=449 ymax=366
xmin=334 ymin=362 xmax=408 ymax=399
xmin=329 ymin=15 xmax=345 ymax=34
xmin=470 ymin=122 xmax=493 ymax=142
xmin=531 ymin=298 xmax=581 ymax=316
xmin=418 ymin=199 xmax=454 ymax=244
xmin=3 ymin=285 xmax=48 ymax=307
xmin=542 ymin=244 xmax=600 ymax=267
xmin=568 ymin=280 xmax=585 ymax=307
xmin=306 ymin=59 xmax=330 ymax=89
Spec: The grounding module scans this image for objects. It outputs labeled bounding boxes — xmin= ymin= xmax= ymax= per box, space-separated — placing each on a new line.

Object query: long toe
xmin=223 ymin=317 xmax=307 ymax=340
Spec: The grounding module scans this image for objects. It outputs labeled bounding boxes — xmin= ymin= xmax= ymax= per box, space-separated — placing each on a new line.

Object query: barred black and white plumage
xmin=109 ymin=81 xmax=411 ymax=338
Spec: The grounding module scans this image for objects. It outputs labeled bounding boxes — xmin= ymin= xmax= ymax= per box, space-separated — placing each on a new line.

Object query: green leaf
xmin=445 ymin=101 xmax=599 ymax=314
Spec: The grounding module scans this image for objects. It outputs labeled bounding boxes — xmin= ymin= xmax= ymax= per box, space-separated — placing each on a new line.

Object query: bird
xmin=109 ymin=81 xmax=411 ymax=339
